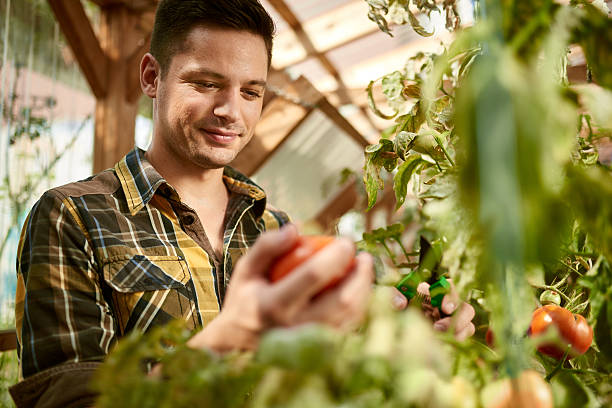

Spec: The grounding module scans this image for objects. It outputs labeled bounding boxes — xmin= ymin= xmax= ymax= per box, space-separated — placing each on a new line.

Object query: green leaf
xmin=381 ymin=123 xmax=399 ymax=139
xmin=364 ymin=153 xmax=384 ymax=210
xmin=256 ymin=325 xmax=339 ymax=372
xmin=393 ymin=155 xmax=425 ymax=210
xmin=565 ymin=166 xmax=612 ymax=260
xmin=364 ymin=139 xmax=396 ymax=210
xmin=367 ymin=80 xmax=398 ymax=119
xmin=458 ymin=47 xmax=481 ymax=81
xmin=365 ymin=143 xmax=384 ymax=154
xmin=402 ymin=82 xmax=421 ymax=99
xmin=394 ymin=131 xmax=417 ymax=160
xmin=405 ymin=5 xmax=434 ymax=37
xmin=550 ymin=372 xmax=599 ymax=408
xmin=364 ymin=223 xmax=405 ymax=243
xmin=367 ymin=9 xmax=393 ymax=37
xmin=381 ymin=71 xmax=405 ymax=101
xmin=396 ymin=102 xmax=425 ymax=134
xmin=573 ymin=3 xmax=612 ymax=90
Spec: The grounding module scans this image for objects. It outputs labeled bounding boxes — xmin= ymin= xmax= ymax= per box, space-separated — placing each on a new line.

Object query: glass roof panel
xmin=284 ymin=0 xmax=355 ymax=22
xmin=285 ymin=58 xmax=337 ymax=93
xmin=325 ymin=24 xmax=423 ymax=71
xmin=303 ymin=1 xmax=376 ymax=52
xmin=252 ymin=109 xmax=365 ymax=222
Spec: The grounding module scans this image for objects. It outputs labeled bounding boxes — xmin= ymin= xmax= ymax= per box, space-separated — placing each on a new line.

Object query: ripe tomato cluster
xmin=528 ymin=304 xmax=593 ymax=360
xmin=268 ymin=235 xmax=355 ymax=294
xmin=486 ymin=304 xmax=593 ymax=361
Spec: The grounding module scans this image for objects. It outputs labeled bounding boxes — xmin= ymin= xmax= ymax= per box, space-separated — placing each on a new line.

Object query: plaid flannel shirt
xmin=10 ymin=148 xmax=289 ymax=408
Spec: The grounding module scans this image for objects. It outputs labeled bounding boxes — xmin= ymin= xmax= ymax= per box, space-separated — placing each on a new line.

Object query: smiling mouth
xmin=202 ymin=128 xmax=240 ymax=145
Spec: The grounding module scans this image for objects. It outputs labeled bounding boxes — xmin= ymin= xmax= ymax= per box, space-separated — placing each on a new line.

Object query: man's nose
xmin=213 ymin=87 xmax=240 ymax=123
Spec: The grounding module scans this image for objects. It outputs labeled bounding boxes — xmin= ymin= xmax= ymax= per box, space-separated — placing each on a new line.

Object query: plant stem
xmin=560 ymin=368 xmax=610 ymax=377
xmin=558 ymin=260 xmax=583 ymax=277
xmin=545 ymin=347 xmax=570 ymax=382
xmin=380 ymin=240 xmax=397 ymax=265
xmin=439 ymin=84 xmax=453 ymax=99
xmin=392 ymin=237 xmax=412 ymax=261
xmin=565 ymin=251 xmax=598 ymax=258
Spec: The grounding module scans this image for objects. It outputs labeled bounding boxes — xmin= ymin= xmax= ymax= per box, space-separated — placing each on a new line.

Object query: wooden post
xmin=93 ymin=6 xmax=142 ymax=172
xmin=0 ymin=329 xmax=17 ymax=352
xmin=48 ymin=1 xmax=154 ymax=173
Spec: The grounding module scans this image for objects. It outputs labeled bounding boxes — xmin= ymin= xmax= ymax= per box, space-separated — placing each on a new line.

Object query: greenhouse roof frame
xmin=43 ymin=0 xmax=594 ymax=230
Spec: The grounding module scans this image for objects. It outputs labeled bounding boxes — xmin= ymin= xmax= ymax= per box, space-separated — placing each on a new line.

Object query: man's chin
xmin=191 ymin=153 xmax=237 ymax=170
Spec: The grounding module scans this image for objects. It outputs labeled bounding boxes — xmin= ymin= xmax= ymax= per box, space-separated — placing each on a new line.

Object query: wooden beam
xmin=93 ymin=6 xmax=142 ymax=172
xmin=273 ymin=1 xmax=381 ymax=69
xmin=232 ymin=101 xmax=313 ymax=176
xmin=266 ymin=0 xmax=379 ymax=131
xmin=274 ymin=27 xmax=379 ymax=69
xmin=47 ymin=0 xmax=109 ymax=99
xmin=317 ymin=97 xmax=370 ymax=147
xmin=232 ymin=75 xmax=322 ymax=176
xmin=125 ymin=31 xmax=152 ymax=103
xmin=89 ymin=0 xmax=158 ymax=13
xmin=0 ymin=329 xmax=17 ymax=352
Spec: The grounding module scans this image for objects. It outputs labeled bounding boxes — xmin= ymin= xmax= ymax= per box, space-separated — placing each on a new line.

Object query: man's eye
xmin=196 ymin=82 xmax=217 ymax=89
xmin=243 ymin=89 xmax=262 ymax=99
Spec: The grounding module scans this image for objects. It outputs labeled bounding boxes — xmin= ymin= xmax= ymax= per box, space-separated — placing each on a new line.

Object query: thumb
xmin=232 ymin=223 xmax=298 ymax=281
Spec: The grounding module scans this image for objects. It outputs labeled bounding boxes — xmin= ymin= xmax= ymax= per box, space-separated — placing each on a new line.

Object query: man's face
xmin=154 ymin=26 xmax=268 ymax=169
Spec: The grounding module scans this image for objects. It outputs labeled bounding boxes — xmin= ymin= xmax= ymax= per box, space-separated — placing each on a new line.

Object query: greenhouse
xmin=0 ymin=0 xmax=611 ymax=407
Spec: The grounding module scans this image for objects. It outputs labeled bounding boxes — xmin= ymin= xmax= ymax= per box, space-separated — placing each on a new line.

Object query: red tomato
xmin=528 ymin=305 xmax=593 ymax=360
xmin=268 ymin=235 xmax=355 ymax=293
xmin=485 ymin=327 xmax=495 ymax=348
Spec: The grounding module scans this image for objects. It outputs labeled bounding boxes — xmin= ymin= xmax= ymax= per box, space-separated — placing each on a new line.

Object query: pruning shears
xmin=395 ymin=236 xmax=451 ymax=312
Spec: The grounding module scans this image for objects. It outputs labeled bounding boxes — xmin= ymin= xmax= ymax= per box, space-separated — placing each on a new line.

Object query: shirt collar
xmin=115 ymin=148 xmax=268 ymax=216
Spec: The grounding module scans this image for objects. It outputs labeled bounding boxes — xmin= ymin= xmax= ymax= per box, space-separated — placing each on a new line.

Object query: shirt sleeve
xmin=11 ymin=189 xmax=116 ymax=407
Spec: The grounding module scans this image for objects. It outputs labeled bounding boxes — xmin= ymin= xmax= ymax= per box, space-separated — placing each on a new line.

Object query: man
xmin=10 ymin=1 xmax=473 ymax=407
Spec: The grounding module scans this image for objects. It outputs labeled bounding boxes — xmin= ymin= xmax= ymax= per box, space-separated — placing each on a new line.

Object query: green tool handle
xmin=395 ymin=274 xmax=451 ymax=313
xmin=429 ymin=276 xmax=451 ymax=310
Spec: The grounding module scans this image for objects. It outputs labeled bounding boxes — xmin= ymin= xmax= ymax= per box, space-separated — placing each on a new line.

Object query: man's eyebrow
xmin=190 ymin=68 xmax=266 ymax=87
xmin=246 ymin=79 xmax=267 ymax=87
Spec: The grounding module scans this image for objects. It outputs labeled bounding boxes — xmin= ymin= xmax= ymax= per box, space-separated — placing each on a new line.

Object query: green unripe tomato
xmin=539 ymin=290 xmax=561 ymax=306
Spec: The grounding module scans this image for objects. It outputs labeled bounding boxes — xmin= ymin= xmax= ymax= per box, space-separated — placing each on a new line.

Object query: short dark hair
xmin=150 ymin=0 xmax=275 ymax=75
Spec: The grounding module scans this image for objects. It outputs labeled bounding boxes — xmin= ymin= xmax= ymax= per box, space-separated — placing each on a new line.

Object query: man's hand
xmin=391 ymin=280 xmax=475 ymax=341
xmin=188 ymin=224 xmax=374 ymax=352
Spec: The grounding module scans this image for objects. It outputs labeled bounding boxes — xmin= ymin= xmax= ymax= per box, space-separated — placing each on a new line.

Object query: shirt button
xmin=182 ymin=214 xmax=196 ymax=226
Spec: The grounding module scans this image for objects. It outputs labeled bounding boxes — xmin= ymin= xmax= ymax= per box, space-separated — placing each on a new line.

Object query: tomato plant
xmin=268 ymin=235 xmax=355 ymax=293
xmin=94 ymin=1 xmax=612 ymax=407
xmin=528 ymin=305 xmax=593 ymax=360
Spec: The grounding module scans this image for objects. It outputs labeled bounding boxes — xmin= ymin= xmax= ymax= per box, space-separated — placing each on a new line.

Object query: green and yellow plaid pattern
xmin=14 ymin=148 xmax=289 ymax=382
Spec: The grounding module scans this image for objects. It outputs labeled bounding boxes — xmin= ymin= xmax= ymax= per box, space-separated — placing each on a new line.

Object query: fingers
xmin=454 ymin=301 xmax=476 ymax=329
xmin=270 ymin=237 xmax=357 ymax=306
xmin=390 ymin=287 xmax=408 ymax=310
xmin=441 ymin=279 xmax=460 ymax=315
xmin=433 ymin=302 xmax=476 ymax=340
xmin=233 ymin=224 xmax=298 ymax=280
xmin=455 ymin=322 xmax=476 ymax=341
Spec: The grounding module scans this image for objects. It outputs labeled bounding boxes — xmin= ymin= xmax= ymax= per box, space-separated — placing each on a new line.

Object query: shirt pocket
xmin=102 ymin=254 xmax=197 ymax=334
xmin=102 ymin=254 xmax=189 ymax=292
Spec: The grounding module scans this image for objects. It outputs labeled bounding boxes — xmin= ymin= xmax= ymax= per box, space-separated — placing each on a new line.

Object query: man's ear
xmin=140 ymin=53 xmax=160 ymax=98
